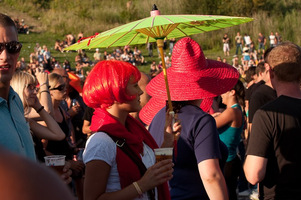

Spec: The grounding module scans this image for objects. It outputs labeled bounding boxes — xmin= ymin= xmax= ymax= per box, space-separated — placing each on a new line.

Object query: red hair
xmin=83 ymin=60 xmax=141 ymax=109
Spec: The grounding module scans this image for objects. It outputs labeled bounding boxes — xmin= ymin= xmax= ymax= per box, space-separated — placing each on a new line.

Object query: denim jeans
xmin=235 ymin=43 xmax=243 ymax=55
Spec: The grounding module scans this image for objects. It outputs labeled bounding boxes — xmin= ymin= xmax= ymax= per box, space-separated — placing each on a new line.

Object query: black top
xmin=32 ymin=133 xmax=46 ymax=163
xmin=248 ymin=84 xmax=277 ymax=123
xmin=83 ymin=107 xmax=95 ymax=122
xmin=247 ymin=95 xmax=301 ymax=199
xmin=245 ymin=80 xmax=265 ymax=101
xmin=46 ymin=107 xmax=73 ymax=160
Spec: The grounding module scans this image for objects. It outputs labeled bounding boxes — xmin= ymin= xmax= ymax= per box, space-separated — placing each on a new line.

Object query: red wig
xmin=83 ymin=60 xmax=141 ymax=109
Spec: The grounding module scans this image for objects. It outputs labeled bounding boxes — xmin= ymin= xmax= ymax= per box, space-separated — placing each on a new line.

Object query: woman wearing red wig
xmin=82 ymin=60 xmax=180 ymax=200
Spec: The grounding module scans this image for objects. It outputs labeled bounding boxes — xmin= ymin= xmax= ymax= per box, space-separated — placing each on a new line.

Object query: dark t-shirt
xmin=245 ymin=80 xmax=265 ymax=101
xmin=246 ymin=95 xmax=301 ymax=200
xmin=149 ymin=105 xmax=228 ymax=200
xmin=258 ymin=35 xmax=265 ymax=43
xmin=46 ymin=107 xmax=73 ymax=160
xmin=248 ymin=84 xmax=277 ymax=123
xmin=83 ymin=107 xmax=95 ymax=122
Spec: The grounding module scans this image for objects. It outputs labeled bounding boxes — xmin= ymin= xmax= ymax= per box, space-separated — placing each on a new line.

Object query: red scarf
xmin=90 ymin=108 xmax=171 ymax=200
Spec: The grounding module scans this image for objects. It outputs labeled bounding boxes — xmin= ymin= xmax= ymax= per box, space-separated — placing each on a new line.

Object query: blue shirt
xmin=149 ymin=105 xmax=228 ymax=200
xmin=0 ymin=87 xmax=36 ymax=161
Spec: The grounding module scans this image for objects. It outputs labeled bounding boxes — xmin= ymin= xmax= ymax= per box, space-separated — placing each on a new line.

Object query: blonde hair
xmin=49 ymin=73 xmax=63 ymax=89
xmin=11 ymin=71 xmax=36 ymax=114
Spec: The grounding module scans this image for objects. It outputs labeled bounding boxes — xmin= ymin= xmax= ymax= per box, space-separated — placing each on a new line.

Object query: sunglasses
xmin=50 ymin=84 xmax=66 ymax=91
xmin=26 ymin=84 xmax=37 ymax=91
xmin=0 ymin=41 xmax=22 ymax=54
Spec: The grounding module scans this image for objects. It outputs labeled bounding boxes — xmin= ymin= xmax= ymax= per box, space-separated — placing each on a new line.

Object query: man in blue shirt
xmin=0 ymin=13 xmax=35 ymax=160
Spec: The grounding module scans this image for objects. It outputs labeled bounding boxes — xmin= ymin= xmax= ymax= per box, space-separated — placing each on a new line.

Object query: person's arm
xmin=28 ymin=70 xmax=54 ymax=119
xmin=84 ymin=159 xmax=173 ymax=200
xmin=28 ymin=107 xmax=65 ymax=141
xmin=244 ymin=155 xmax=267 ymax=185
xmin=213 ymin=108 xmax=235 ymax=128
xmin=198 ymin=159 xmax=228 ymax=200
xmin=82 ymin=120 xmax=94 ymax=137
xmin=27 ymin=93 xmax=65 ymax=141
xmin=244 ymin=109 xmax=271 ymax=185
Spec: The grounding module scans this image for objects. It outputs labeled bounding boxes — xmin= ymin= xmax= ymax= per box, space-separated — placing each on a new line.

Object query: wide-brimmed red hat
xmin=139 ymin=37 xmax=239 ymax=125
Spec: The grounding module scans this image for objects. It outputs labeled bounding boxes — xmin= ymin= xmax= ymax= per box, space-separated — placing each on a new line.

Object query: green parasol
xmin=65 ymin=4 xmax=253 ymax=111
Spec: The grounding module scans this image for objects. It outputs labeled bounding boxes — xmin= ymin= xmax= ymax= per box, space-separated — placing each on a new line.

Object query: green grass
xmin=18 ymin=32 xmax=239 ymax=75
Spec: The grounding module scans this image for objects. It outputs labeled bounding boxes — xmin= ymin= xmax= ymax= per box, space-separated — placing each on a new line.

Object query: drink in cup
xmin=44 ymin=155 xmax=66 ymax=175
xmin=154 ymin=148 xmax=173 ymax=163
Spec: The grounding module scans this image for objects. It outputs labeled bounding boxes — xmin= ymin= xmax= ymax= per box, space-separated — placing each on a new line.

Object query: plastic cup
xmin=154 ymin=148 xmax=173 ymax=163
xmin=44 ymin=155 xmax=66 ymax=175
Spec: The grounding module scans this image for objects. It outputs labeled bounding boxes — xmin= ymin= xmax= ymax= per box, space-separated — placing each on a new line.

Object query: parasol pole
xmin=157 ymin=39 xmax=173 ymax=112
xmin=151 ymin=5 xmax=173 ymax=112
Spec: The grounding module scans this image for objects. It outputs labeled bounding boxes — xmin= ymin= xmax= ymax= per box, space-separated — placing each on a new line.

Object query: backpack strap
xmin=109 ymin=135 xmax=155 ymax=200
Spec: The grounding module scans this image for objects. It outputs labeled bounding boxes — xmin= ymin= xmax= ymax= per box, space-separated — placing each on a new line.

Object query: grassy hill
xmin=1 ymin=0 xmax=301 ymax=73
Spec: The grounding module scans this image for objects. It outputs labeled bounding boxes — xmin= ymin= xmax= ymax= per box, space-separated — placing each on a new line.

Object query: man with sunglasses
xmin=0 ymin=13 xmax=36 ymax=160
xmin=0 ymin=13 xmax=74 ymax=199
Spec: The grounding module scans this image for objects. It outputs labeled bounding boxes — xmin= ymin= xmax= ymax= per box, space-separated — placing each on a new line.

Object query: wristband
xmin=36 ymin=106 xmax=44 ymax=113
xmin=39 ymin=90 xmax=50 ymax=94
xmin=133 ymin=182 xmax=143 ymax=195
xmin=39 ymin=82 xmax=48 ymax=87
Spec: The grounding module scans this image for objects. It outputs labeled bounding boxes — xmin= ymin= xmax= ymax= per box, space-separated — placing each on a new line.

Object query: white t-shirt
xmin=244 ymin=36 xmax=251 ymax=45
xmin=83 ymin=132 xmax=157 ymax=200
xmin=269 ymin=35 xmax=276 ymax=45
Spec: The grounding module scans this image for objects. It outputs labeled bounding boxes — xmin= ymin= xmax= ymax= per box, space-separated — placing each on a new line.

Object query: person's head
xmin=137 ymin=72 xmax=151 ymax=108
xmin=52 ymin=68 xmax=70 ymax=86
xmin=255 ymin=62 xmax=265 ymax=80
xmin=83 ymin=60 xmax=142 ymax=110
xmin=0 ymin=13 xmax=22 ymax=86
xmin=237 ymin=32 xmax=240 ymax=36
xmin=245 ymin=66 xmax=257 ymax=84
xmin=49 ymin=73 xmax=67 ymax=102
xmin=221 ymin=79 xmax=245 ymax=108
xmin=267 ymin=42 xmax=301 ymax=83
xmin=129 ymin=72 xmax=151 ymax=120
xmin=11 ymin=71 xmax=37 ymax=113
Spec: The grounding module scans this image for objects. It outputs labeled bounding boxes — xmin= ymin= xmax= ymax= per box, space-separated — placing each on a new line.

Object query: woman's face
xmin=23 ymin=82 xmax=37 ymax=107
xmin=50 ymin=79 xmax=67 ymax=101
xmin=118 ymin=78 xmax=143 ymax=113
xmin=221 ymin=90 xmax=231 ymax=105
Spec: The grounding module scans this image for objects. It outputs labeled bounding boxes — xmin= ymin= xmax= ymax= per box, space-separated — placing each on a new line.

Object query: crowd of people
xmin=1 ymin=12 xmax=301 ymax=200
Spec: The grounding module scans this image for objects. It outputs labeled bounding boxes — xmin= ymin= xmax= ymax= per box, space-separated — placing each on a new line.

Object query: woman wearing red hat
xmin=141 ymin=37 xmax=240 ymax=200
xmin=82 ymin=60 xmax=180 ymax=200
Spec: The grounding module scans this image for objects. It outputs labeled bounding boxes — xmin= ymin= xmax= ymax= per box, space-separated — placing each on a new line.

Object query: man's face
xmin=0 ymin=26 xmax=20 ymax=85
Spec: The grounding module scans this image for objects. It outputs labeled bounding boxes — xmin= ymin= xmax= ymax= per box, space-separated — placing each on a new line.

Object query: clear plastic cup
xmin=154 ymin=148 xmax=173 ymax=163
xmin=44 ymin=155 xmax=66 ymax=175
